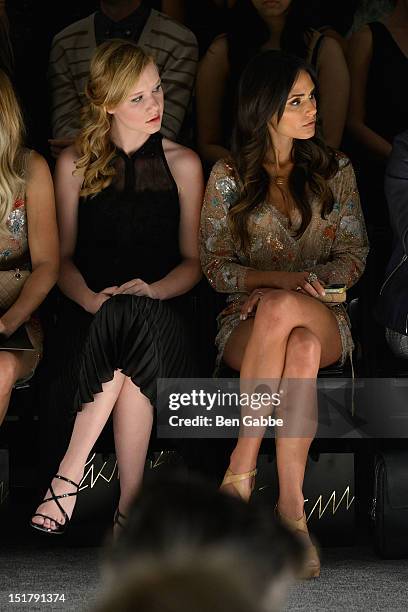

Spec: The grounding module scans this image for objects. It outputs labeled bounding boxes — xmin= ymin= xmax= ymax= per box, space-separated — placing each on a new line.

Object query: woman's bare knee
xmin=285 ymin=327 xmax=321 ymax=373
xmin=0 ymin=353 xmax=19 ymax=396
xmin=255 ymin=290 xmax=298 ymax=331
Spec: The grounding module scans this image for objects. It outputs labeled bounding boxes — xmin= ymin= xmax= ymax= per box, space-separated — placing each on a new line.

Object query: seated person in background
xmin=346 ymin=0 xmax=408 ymax=227
xmin=149 ymin=1 xmax=238 ymax=57
xmin=31 ymin=40 xmax=203 ymax=535
xmin=376 ymin=130 xmax=408 ymax=358
xmin=96 ymin=471 xmax=305 ymax=612
xmin=305 ymin=0 xmax=358 ymax=54
xmin=200 ymin=50 xmax=368 ymax=579
xmin=49 ymin=0 xmax=198 ymax=156
xmin=0 ymin=69 xmax=58 ymax=425
xmin=196 ymin=0 xmax=350 ymax=167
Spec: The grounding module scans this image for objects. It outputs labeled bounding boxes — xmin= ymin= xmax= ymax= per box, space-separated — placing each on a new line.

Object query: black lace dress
xmin=46 ymin=133 xmax=195 ymax=417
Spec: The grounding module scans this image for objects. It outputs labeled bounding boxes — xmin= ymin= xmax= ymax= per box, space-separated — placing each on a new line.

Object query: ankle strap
xmin=222 ymin=468 xmax=257 ymax=486
xmin=55 ymin=474 xmax=80 ymax=489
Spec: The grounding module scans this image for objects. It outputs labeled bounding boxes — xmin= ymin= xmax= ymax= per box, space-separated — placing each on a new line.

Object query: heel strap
xmin=221 ymin=467 xmax=257 ymax=486
xmin=114 ymin=508 xmax=127 ymax=529
xmin=276 ymin=507 xmax=308 ymax=534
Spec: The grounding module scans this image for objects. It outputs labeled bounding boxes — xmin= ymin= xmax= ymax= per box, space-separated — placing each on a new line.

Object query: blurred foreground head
xmin=94 ymin=471 xmax=305 ymax=612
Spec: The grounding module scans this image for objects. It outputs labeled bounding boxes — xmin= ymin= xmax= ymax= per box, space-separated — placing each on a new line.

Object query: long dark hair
xmin=227 ymin=0 xmax=314 ymax=80
xmin=229 ymin=50 xmax=339 ymax=252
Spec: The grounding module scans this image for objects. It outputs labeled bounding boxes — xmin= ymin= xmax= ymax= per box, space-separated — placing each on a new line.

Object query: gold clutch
xmin=319 ymin=291 xmax=346 ymax=304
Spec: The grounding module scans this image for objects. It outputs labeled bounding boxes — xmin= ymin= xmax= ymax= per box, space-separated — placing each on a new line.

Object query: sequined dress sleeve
xmin=304 ymin=158 xmax=369 ymax=287
xmin=199 ymin=159 xmax=253 ymax=294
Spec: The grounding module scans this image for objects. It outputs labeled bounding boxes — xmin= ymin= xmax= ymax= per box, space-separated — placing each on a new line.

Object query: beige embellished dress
xmin=0 ymin=154 xmax=43 ymax=382
xmin=200 ymin=155 xmax=369 ymax=371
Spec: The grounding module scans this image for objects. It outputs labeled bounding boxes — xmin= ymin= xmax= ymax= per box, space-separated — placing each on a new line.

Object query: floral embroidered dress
xmin=200 ymin=155 xmax=369 ymax=371
xmin=0 ymin=157 xmax=42 ymax=379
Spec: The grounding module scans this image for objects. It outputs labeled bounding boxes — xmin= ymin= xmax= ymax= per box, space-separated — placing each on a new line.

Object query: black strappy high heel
xmin=30 ymin=474 xmax=80 ymax=535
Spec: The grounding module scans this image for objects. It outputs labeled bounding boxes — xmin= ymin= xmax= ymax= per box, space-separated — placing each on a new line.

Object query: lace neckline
xmin=114 ymin=132 xmax=162 ymax=160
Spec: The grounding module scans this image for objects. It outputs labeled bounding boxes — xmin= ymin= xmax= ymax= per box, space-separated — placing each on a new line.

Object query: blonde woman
xmin=31 ymin=40 xmax=203 ymax=535
xmin=0 ymin=69 xmax=58 ymax=425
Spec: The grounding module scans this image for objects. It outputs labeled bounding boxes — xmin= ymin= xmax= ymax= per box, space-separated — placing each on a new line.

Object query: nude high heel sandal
xmin=276 ymin=507 xmax=320 ymax=579
xmin=220 ymin=467 xmax=258 ymax=502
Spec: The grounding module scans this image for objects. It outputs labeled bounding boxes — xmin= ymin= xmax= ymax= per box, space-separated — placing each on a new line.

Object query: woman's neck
xmin=265 ymin=130 xmax=293 ymax=173
xmin=100 ymin=0 xmax=142 ymax=22
xmin=263 ymin=14 xmax=287 ymax=48
xmin=110 ymin=123 xmax=152 ymax=156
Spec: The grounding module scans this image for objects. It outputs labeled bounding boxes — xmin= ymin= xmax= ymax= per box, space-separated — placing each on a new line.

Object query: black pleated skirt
xmin=74 ymin=294 xmax=195 ymax=410
xmin=45 ymin=294 xmax=196 ymax=416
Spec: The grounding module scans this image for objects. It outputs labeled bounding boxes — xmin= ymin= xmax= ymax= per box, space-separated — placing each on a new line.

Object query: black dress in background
xmin=345 ymin=22 xmax=408 ymax=376
xmin=44 ymin=133 xmax=196 ymax=428
xmin=354 ymin=21 xmax=408 ymax=228
xmin=365 ymin=22 xmax=408 ymax=149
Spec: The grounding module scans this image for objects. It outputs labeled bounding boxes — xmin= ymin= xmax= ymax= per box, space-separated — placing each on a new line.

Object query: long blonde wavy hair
xmin=75 ymin=39 xmax=154 ymax=198
xmin=0 ymin=69 xmax=26 ymax=237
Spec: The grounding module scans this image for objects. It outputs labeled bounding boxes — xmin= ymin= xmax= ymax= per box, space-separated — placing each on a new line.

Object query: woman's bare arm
xmin=346 ymin=26 xmax=392 ymax=160
xmin=196 ymin=35 xmax=231 ymax=165
xmin=54 ymin=146 xmax=114 ymax=314
xmin=149 ymin=142 xmax=204 ymax=299
xmin=316 ymin=36 xmax=350 ymax=149
xmin=1 ymin=152 xmax=59 ymax=335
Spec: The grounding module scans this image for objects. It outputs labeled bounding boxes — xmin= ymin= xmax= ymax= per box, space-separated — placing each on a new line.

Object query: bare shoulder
xmin=348 ymin=24 xmax=373 ymax=52
xmin=26 ymin=150 xmax=52 ymax=181
xmin=58 ymin=144 xmax=81 ymax=167
xmin=162 ymin=138 xmax=202 ymax=176
xmin=200 ymin=34 xmax=229 ymax=72
xmin=24 ymin=151 xmax=53 ymax=204
xmin=319 ymin=35 xmax=345 ymax=59
xmin=206 ymin=33 xmax=228 ymax=58
xmin=56 ymin=144 xmax=84 ymax=183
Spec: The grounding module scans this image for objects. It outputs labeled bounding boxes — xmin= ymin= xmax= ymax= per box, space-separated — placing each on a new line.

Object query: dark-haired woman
xmin=196 ymin=0 xmax=349 ymax=167
xmin=200 ymin=50 xmax=368 ymax=578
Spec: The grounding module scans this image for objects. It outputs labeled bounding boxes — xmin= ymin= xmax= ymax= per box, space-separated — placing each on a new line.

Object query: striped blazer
xmin=49 ymin=10 xmax=198 ymax=140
